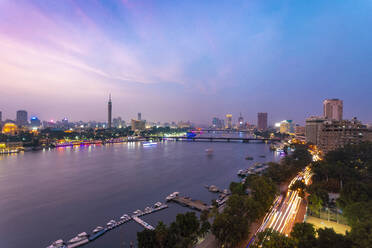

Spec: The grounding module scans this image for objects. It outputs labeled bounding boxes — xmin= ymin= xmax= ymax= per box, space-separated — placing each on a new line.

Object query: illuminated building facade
xmin=2 ymin=123 xmax=18 ymax=135
xmin=212 ymin=117 xmax=224 ymax=129
xmin=279 ymin=120 xmax=294 ymax=134
xmin=323 ymin=99 xmax=343 ymax=121
xmin=257 ymin=112 xmax=268 ymax=131
xmin=238 ymin=113 xmax=244 ymax=129
xmin=225 ymin=114 xmax=232 ymax=129
xmin=30 ymin=116 xmax=41 ymax=128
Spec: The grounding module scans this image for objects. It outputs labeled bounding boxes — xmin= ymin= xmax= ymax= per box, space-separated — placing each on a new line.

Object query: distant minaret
xmin=108 ymin=94 xmax=112 ymax=129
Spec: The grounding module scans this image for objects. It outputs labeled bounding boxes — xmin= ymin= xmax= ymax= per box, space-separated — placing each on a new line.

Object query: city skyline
xmin=1 ymin=0 xmax=372 ymax=124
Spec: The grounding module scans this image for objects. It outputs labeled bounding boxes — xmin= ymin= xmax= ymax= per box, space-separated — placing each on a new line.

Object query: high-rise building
xmin=138 ymin=112 xmax=142 ymax=121
xmin=323 ymin=99 xmax=343 ymax=121
xmin=30 ymin=116 xmax=41 ymax=128
xmin=212 ymin=117 xmax=224 ymax=129
xmin=16 ymin=110 xmax=28 ymax=126
xmin=113 ymin=117 xmax=125 ymax=128
xmin=108 ymin=94 xmax=112 ymax=129
xmin=305 ymin=116 xmax=326 ymax=145
xmin=225 ymin=114 xmax=232 ymax=129
xmin=279 ymin=120 xmax=293 ymax=134
xmin=318 ymin=118 xmax=371 ymax=152
xmin=131 ymin=119 xmax=146 ymax=131
xmin=238 ymin=113 xmax=244 ymax=129
xmin=257 ymin=112 xmax=268 ymax=131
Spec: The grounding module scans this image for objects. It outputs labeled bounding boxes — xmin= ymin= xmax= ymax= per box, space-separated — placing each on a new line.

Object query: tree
xmin=212 ymin=212 xmax=250 ymax=248
xmin=229 ymin=181 xmax=246 ymax=195
xmin=155 ymin=221 xmax=168 ymax=248
xmin=290 ymin=223 xmax=317 ymax=248
xmin=308 ymin=193 xmax=323 ymax=215
xmin=254 ymin=229 xmax=296 ymax=248
xmin=137 ymin=229 xmax=157 ymax=248
xmin=316 ymin=228 xmax=352 ymax=248
xmin=246 ymin=175 xmax=277 ymax=215
xmin=348 ymin=217 xmax=372 ymax=248
xmin=199 ymin=210 xmax=211 ymax=237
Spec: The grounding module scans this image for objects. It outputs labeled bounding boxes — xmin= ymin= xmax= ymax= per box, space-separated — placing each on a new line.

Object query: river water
xmin=0 ymin=140 xmax=280 ymax=248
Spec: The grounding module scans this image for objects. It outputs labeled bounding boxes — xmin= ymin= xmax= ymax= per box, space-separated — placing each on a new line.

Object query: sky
xmin=0 ymin=0 xmax=371 ymax=125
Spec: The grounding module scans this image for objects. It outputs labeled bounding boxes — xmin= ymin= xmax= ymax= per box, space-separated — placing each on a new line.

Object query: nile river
xmin=0 ymin=140 xmax=280 ymax=248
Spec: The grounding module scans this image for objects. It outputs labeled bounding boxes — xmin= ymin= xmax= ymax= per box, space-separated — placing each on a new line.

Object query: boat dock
xmin=132 ymin=216 xmax=155 ymax=230
xmin=171 ymin=196 xmax=210 ymax=211
xmin=47 ymin=202 xmax=168 ymax=248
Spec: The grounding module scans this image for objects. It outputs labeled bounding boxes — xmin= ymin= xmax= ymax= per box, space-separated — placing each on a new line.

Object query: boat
xmin=106 ymin=220 xmax=116 ymax=227
xmin=143 ymin=142 xmax=157 ymax=147
xmin=259 ymin=155 xmax=266 ymax=158
xmin=154 ymin=202 xmax=163 ymax=208
xmin=245 ymin=156 xmax=254 ymax=160
xmin=144 ymin=206 xmax=152 ymax=213
xmin=205 ymin=148 xmax=213 ymax=155
xmin=47 ymin=239 xmax=65 ymax=248
xmin=92 ymin=226 xmax=104 ymax=234
xmin=166 ymin=192 xmax=179 ymax=201
xmin=120 ymin=214 xmax=130 ymax=221
xmin=68 ymin=232 xmax=89 ymax=246
xmin=208 ymin=185 xmax=219 ymax=193
xmin=133 ymin=209 xmax=142 ymax=215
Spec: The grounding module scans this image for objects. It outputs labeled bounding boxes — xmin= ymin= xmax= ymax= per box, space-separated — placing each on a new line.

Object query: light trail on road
xmin=247 ymin=166 xmax=312 ymax=247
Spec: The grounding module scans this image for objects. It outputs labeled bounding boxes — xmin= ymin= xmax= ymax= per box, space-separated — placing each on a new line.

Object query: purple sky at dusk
xmin=0 ymin=0 xmax=371 ymax=125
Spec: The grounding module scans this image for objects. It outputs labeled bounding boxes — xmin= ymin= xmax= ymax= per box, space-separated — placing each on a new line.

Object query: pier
xmin=132 ymin=216 xmax=155 ymax=230
xmin=171 ymin=196 xmax=210 ymax=212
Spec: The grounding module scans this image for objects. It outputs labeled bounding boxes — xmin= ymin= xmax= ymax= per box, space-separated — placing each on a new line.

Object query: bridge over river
xmin=144 ymin=136 xmax=281 ymax=143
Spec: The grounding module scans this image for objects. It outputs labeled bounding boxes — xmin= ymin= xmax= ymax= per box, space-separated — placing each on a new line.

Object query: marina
xmin=46 ymin=202 xmax=168 ymax=248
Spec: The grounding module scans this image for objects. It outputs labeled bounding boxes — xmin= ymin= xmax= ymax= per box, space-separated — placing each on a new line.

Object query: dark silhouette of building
xmin=16 ymin=110 xmax=28 ymax=126
xmin=257 ymin=112 xmax=268 ymax=131
xmin=108 ymin=94 xmax=112 ymax=129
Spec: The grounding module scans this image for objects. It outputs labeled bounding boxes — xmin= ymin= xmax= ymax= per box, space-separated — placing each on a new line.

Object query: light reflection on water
xmin=0 ymin=141 xmax=279 ymax=248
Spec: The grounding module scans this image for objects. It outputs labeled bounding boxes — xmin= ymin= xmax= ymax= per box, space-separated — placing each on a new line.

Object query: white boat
xmin=166 ymin=192 xmax=179 ymax=201
xmin=154 ymin=202 xmax=162 ymax=208
xmin=133 ymin=209 xmax=142 ymax=215
xmin=47 ymin=239 xmax=65 ymax=248
xmin=143 ymin=142 xmax=157 ymax=147
xmin=68 ymin=232 xmax=88 ymax=244
xmin=92 ymin=226 xmax=104 ymax=233
xmin=106 ymin=220 xmax=116 ymax=227
xmin=144 ymin=207 xmax=152 ymax=213
xmin=120 ymin=214 xmax=130 ymax=221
